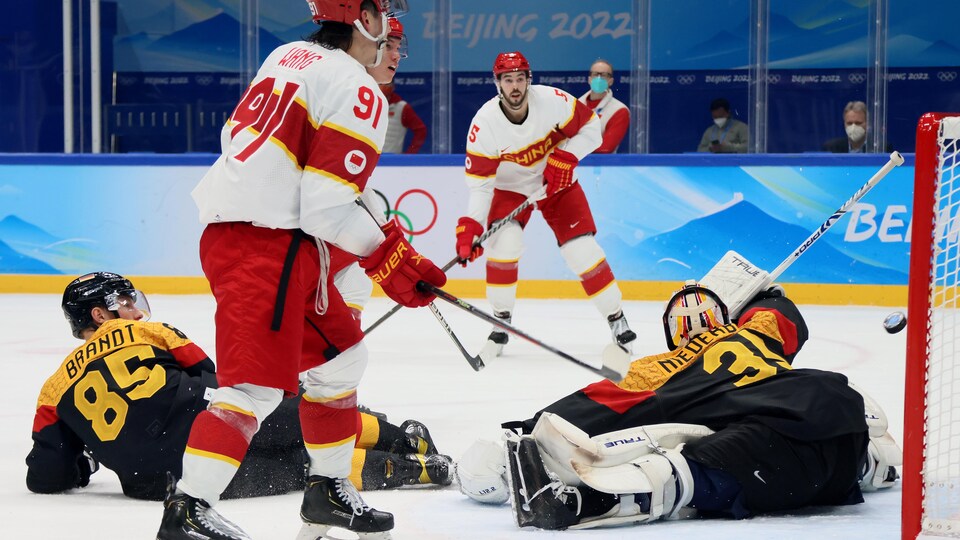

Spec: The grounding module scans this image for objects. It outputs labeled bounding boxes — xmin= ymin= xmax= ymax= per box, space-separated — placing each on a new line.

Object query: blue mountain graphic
xmin=0 ymin=215 xmax=101 ymax=274
xmin=599 ymin=200 xmax=907 ymax=284
xmin=0 ymin=238 xmax=58 ymax=274
xmin=144 ymin=12 xmax=285 ymax=71
xmin=0 ymin=215 xmax=59 ymax=248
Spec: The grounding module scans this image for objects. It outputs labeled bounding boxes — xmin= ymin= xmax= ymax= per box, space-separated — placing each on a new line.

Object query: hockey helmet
xmin=306 ymin=0 xmax=408 ymax=26
xmin=62 ymin=271 xmax=151 ymax=339
xmin=493 ymin=51 xmax=531 ymax=78
xmin=387 ymin=17 xmax=408 ymax=58
xmin=662 ymin=280 xmax=729 ymax=350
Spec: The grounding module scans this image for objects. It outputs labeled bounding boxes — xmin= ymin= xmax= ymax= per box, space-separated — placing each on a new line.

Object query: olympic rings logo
xmin=373 ymin=188 xmax=439 ymax=243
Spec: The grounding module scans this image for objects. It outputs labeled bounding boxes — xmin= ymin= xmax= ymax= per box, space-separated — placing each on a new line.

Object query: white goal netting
xmin=919 ymin=115 xmax=960 ymax=538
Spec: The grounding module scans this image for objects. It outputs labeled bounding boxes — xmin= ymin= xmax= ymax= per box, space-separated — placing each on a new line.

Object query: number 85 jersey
xmin=192 ymin=42 xmax=388 ymax=234
xmin=26 ymin=319 xmax=215 ymax=494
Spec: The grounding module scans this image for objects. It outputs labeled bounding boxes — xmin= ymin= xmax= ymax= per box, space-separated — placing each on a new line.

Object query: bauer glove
xmin=360 ymin=221 xmax=447 ymax=308
xmin=542 ymin=148 xmax=578 ymax=197
xmin=455 ymin=217 xmax=484 ymax=267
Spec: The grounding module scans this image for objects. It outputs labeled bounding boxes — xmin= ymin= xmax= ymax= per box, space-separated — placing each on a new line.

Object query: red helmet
xmin=387 ymin=17 xmax=403 ymax=38
xmin=493 ymin=51 xmax=531 ymax=77
xmin=306 ymin=0 xmax=408 ymax=25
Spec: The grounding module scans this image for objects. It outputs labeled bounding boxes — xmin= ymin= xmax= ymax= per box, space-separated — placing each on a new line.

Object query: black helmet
xmin=62 ymin=272 xmax=140 ymax=339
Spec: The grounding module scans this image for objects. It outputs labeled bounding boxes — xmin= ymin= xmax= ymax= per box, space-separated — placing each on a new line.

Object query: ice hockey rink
xmin=0 ymin=293 xmax=904 ymax=539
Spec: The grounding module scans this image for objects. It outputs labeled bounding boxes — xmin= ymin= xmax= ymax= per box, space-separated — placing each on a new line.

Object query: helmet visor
xmin=105 ymin=289 xmax=152 ymax=321
xmin=384 ymin=0 xmax=408 ymax=17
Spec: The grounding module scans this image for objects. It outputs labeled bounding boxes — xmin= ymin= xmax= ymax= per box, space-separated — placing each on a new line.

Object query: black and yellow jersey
xmin=26 ymin=319 xmax=215 ymax=496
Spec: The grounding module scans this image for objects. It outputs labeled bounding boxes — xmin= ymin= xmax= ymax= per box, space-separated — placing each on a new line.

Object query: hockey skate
xmin=400 ymin=419 xmax=438 ymax=455
xmin=607 ymin=310 xmax=636 ymax=353
xmin=297 ymin=475 xmax=394 ymax=540
xmin=156 ymin=475 xmax=251 ymax=540
xmin=401 ymin=453 xmax=454 ymax=486
xmin=479 ymin=311 xmax=511 ymax=361
xmin=504 ymin=435 xmax=582 ymax=530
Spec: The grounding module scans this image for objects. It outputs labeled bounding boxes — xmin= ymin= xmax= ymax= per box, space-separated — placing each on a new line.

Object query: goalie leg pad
xmin=505 ymin=434 xmax=582 ymax=530
xmin=861 ymin=431 xmax=902 ymax=491
xmin=571 ymin=446 xmax=694 ymax=522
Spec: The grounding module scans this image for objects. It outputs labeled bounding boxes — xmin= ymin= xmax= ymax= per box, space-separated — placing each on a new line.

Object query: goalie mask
xmin=62 ymin=271 xmax=152 ymax=339
xmin=662 ymin=280 xmax=729 ymax=350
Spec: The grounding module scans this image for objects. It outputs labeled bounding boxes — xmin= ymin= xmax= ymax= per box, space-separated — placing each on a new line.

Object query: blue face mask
xmin=590 ymin=76 xmax=609 ymax=94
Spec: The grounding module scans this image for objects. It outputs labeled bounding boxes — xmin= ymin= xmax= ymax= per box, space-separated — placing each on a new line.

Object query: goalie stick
xmin=700 ymin=151 xmax=905 ymax=318
xmin=418 ymin=282 xmax=626 ymax=381
xmin=363 ymin=187 xmax=546 ymax=335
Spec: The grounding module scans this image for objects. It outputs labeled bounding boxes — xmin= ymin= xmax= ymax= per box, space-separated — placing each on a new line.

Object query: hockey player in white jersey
xmin=455 ymin=51 xmax=636 ymax=358
xmin=156 ymin=2 xmax=448 ymax=540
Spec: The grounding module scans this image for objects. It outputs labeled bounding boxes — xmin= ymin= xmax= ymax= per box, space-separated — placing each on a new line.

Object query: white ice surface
xmin=0 ymin=294 xmax=904 ymax=539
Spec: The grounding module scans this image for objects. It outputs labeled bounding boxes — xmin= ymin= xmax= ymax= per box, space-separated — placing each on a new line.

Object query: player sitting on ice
xmin=26 ymin=272 xmax=452 ymax=502
xmin=455 ymin=282 xmax=901 ymax=529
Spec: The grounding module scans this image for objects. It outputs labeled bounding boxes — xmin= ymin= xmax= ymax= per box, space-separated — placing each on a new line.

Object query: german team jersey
xmin=192 ymin=43 xmax=388 ymax=238
xmin=26 ymin=319 xmax=215 ymax=495
xmin=463 ymin=85 xmax=601 ymax=223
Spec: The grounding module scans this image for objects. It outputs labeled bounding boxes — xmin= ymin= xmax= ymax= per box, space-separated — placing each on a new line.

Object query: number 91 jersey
xmin=27 ymin=319 xmax=214 ymax=489
xmin=192 ymin=42 xmax=388 ymax=234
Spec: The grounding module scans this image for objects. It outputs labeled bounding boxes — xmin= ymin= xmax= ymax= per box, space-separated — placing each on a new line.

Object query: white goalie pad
xmin=862 ymin=431 xmax=902 ymax=492
xmin=530 ymin=412 xmax=714 ymax=484
xmin=849 ymin=382 xmax=889 ymax=437
xmin=455 ymin=439 xmax=510 ymax=504
xmin=571 ymin=446 xmax=694 ymax=524
xmin=699 ymin=250 xmax=771 ymax=319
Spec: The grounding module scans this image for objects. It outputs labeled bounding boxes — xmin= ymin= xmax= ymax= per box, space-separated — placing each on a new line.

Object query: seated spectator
xmin=697 ymin=97 xmax=748 ymax=153
xmin=578 ymin=59 xmax=629 ymax=153
xmin=822 ymin=101 xmax=893 ymax=153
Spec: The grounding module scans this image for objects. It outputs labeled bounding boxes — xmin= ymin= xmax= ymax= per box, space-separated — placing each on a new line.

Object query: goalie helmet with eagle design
xmin=662 ymin=280 xmax=729 ymax=350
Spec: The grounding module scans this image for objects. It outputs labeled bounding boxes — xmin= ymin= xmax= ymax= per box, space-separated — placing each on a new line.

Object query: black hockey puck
xmin=883 ymin=311 xmax=907 ymax=334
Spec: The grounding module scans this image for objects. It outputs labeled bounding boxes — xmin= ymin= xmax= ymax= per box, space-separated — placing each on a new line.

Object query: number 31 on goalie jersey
xmin=701 ymin=330 xmax=791 ymax=388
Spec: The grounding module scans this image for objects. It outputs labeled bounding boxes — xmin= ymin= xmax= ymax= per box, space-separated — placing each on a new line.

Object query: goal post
xmin=904 ymin=112 xmax=960 ymax=539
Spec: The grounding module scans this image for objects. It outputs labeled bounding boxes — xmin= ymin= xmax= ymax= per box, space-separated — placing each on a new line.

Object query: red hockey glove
xmin=455 ymin=217 xmax=484 ymax=267
xmin=360 ymin=221 xmax=447 ymax=308
xmin=542 ymin=148 xmax=579 ymax=197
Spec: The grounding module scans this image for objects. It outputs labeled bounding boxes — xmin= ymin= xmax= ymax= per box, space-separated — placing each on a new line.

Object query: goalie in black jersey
xmin=26 ymin=272 xmax=451 ymax=501
xmin=456 ymin=283 xmax=901 ymax=530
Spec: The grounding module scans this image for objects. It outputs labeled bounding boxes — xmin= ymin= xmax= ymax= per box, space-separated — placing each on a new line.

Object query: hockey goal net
xmin=904 ymin=113 xmax=960 ymax=539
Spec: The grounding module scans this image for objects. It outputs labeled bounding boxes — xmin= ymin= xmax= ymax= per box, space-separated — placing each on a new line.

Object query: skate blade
xmin=478 ymin=340 xmax=503 ymax=364
xmin=296 ymin=523 xmax=392 ymax=540
xmin=601 ymin=343 xmax=631 ymax=382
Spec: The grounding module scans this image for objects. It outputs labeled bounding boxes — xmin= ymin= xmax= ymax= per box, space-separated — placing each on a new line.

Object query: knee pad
xmin=209 ymin=383 xmax=284 ymax=438
xmin=486 ymin=221 xmax=524 ymax=261
xmin=559 ymin=235 xmax=604 ymax=275
xmin=301 ymin=341 xmax=368 ymax=402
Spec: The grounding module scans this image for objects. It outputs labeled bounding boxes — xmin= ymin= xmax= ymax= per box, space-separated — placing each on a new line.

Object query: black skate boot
xmin=481 ymin=311 xmax=511 ymax=359
xmin=400 ymin=419 xmax=438 ymax=455
xmin=504 ymin=436 xmax=582 ymax=530
xmin=298 ymin=475 xmax=394 ymax=540
xmin=608 ymin=310 xmax=637 ymax=353
xmin=405 ymin=453 xmax=454 ymax=486
xmin=156 ymin=475 xmax=251 ymax=540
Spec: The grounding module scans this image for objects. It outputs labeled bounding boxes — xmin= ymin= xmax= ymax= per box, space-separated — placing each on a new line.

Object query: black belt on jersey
xmin=272 ymin=229 xmax=306 ymax=331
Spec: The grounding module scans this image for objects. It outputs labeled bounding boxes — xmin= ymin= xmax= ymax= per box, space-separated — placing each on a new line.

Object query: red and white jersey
xmin=464 ymin=85 xmax=600 ymax=223
xmin=192 ymin=43 xmax=388 ymax=249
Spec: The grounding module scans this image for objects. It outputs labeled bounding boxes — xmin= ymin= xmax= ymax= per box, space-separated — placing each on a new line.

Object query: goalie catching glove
xmin=543 ymin=148 xmax=578 ymax=197
xmin=360 ymin=221 xmax=447 ymax=308
xmin=455 ymin=217 xmax=484 ymax=267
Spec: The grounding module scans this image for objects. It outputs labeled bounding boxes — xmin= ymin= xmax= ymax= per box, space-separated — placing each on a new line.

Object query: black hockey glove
xmin=76 ymin=450 xmax=99 ymax=488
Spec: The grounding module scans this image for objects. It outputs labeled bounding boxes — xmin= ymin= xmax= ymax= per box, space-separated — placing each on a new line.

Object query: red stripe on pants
xmin=580 ymin=259 xmax=615 ymax=296
xmin=185 ymin=410 xmax=252 ymax=463
xmin=300 ymin=397 xmax=357 ymax=446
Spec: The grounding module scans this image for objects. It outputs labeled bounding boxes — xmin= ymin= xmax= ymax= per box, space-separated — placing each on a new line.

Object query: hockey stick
xmin=428 ymin=303 xmax=485 ymax=371
xmin=768 ymin=151 xmax=904 ymax=281
xmin=418 ymin=282 xmax=625 ymax=381
xmin=363 ymin=188 xmax=545 ymax=335
xmin=701 ymin=151 xmax=905 ymax=317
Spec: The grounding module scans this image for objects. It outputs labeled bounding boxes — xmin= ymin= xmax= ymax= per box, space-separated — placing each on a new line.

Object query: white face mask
xmin=845 ymin=124 xmax=866 ymax=142
xmin=714 ymin=117 xmax=727 ymax=128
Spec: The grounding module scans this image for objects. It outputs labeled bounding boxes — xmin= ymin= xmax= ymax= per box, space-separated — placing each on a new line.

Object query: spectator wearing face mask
xmin=577 ymin=59 xmax=629 ymax=154
xmin=697 ymin=97 xmax=748 ymax=153
xmin=821 ymin=101 xmax=892 ymax=153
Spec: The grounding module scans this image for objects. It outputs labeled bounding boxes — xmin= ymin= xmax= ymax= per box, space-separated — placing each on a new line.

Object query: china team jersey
xmin=463 ymin=85 xmax=601 ymax=223
xmin=192 ymin=43 xmax=388 ymax=235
